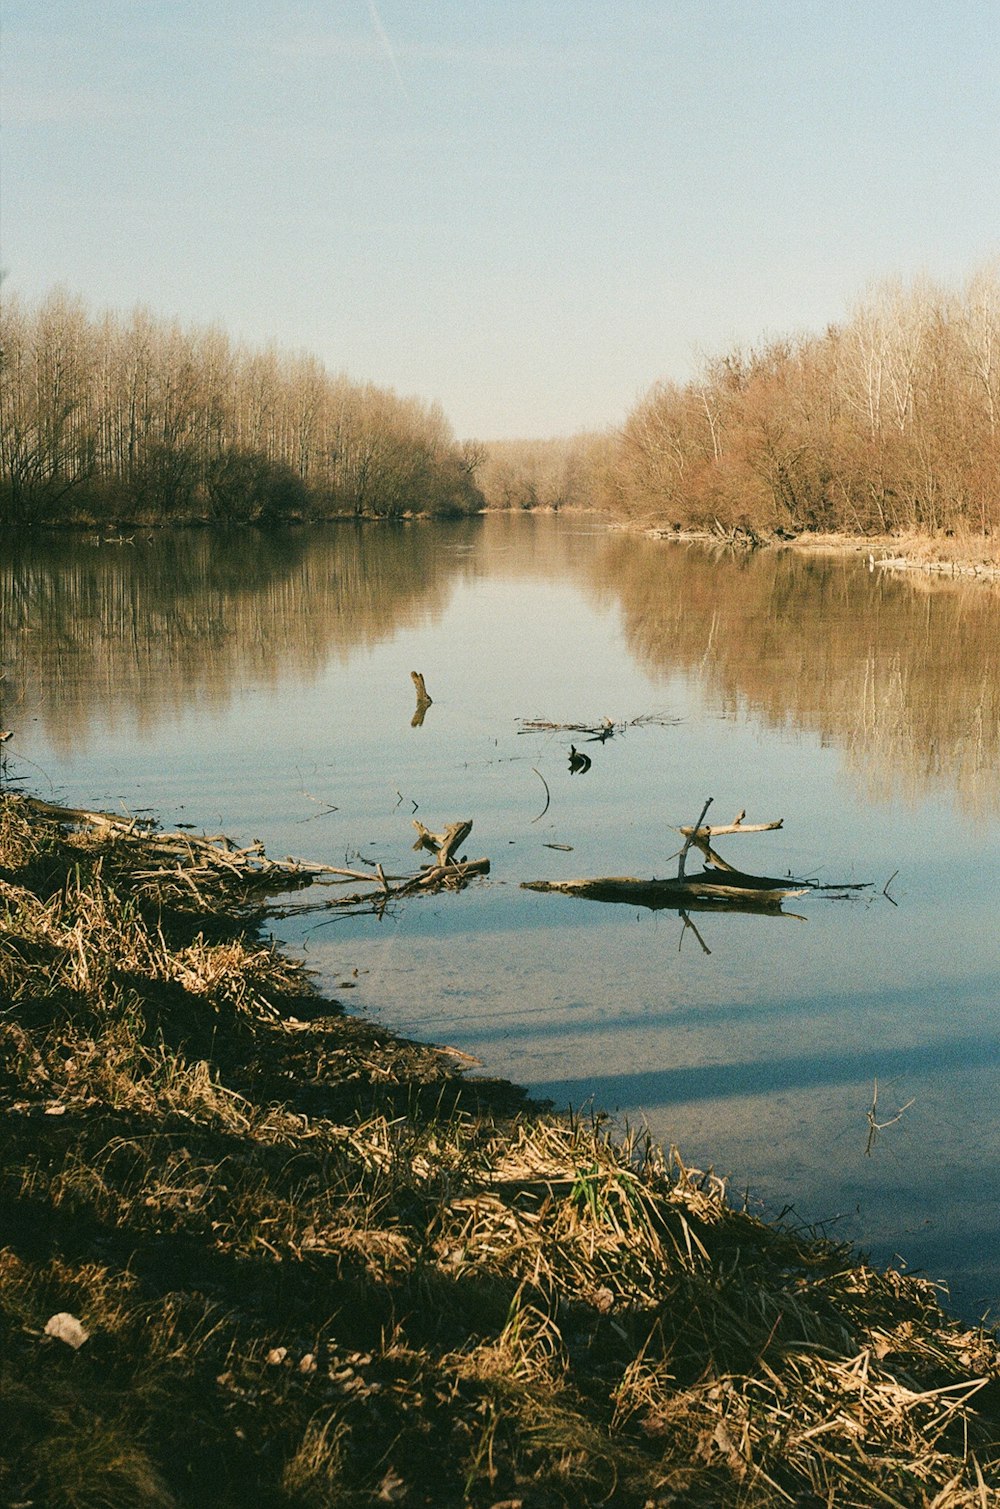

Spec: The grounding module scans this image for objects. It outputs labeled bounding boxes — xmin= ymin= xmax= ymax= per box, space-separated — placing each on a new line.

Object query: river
xmin=3 ymin=512 xmax=999 ymax=1321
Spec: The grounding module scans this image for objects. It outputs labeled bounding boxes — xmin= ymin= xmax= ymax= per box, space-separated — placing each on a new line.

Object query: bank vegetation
xmin=475 ymin=267 xmax=1000 ymax=550
xmin=0 ymin=291 xmax=481 ymax=526
xmin=3 ymin=790 xmax=1000 ymax=1507
xmin=474 ymin=433 xmax=611 ymax=513
xmin=9 ymin=265 xmax=1000 ymax=546
xmin=600 ymin=265 xmax=1000 ymax=542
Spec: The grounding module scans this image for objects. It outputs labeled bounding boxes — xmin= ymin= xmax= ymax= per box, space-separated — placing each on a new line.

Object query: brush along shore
xmin=2 ymin=792 xmax=1000 ymax=1508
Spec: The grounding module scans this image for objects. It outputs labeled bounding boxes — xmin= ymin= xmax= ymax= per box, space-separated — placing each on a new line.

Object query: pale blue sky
xmin=2 ymin=1 xmax=999 ymax=438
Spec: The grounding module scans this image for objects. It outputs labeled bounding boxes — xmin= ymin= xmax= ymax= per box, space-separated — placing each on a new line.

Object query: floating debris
xmin=524 ymin=797 xmax=873 ymax=918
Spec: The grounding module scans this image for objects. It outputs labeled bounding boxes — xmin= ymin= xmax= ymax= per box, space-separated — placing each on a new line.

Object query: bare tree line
xmin=7 ymin=267 xmax=1000 ymax=536
xmin=476 ymin=266 xmax=1000 ymax=539
xmin=600 ymin=266 xmax=1000 ymax=537
xmin=0 ymin=291 xmax=482 ymax=524
xmin=473 ymin=433 xmax=612 ymax=512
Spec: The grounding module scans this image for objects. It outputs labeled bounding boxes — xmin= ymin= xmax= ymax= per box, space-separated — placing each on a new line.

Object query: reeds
xmin=2 ymin=791 xmax=999 ymax=1506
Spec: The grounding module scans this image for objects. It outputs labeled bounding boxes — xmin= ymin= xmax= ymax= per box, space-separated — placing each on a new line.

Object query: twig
xmin=530 ymin=768 xmax=551 ymax=823
xmin=865 ymin=1077 xmax=915 ymax=1157
xmin=679 ymin=910 xmax=712 ymax=956
xmin=678 ymin=797 xmax=713 ymax=881
xmin=298 ymin=791 xmax=339 ymax=820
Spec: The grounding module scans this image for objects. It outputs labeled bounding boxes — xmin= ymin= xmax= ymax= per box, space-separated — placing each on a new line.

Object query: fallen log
xmin=522 ymin=873 xmax=809 ymax=912
xmin=522 ymin=797 xmax=867 ymax=917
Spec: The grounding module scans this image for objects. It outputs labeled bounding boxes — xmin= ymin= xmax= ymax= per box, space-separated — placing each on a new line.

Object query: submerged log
xmin=522 ymin=873 xmax=809 ymax=912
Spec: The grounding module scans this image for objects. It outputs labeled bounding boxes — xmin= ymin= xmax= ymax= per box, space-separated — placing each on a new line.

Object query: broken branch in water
xmin=520 ymin=716 xmax=616 ymax=740
xmin=678 ymin=811 xmax=784 ymax=839
xmin=865 ymin=1077 xmax=916 ymax=1157
xmin=523 ymin=799 xmax=872 ymax=917
xmin=412 ymin=818 xmax=472 ymax=866
xmin=288 ymin=818 xmax=489 ymax=916
xmin=410 ymin=671 xmax=433 ymax=727
xmin=677 ymin=796 xmax=714 ymax=881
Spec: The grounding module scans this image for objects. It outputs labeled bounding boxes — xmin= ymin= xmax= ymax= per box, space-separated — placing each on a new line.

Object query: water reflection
xmin=589 ymin=536 xmax=1000 ymax=814
xmin=4 ymin=520 xmax=1000 ymax=809
xmin=0 ymin=522 xmax=479 ymax=751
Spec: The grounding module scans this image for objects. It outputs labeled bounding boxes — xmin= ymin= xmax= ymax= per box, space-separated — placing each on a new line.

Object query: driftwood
xmin=18 ymin=795 xmax=491 ymax=917
xmin=411 ymin=671 xmax=433 ymax=727
xmin=679 ymin=817 xmax=784 ymax=839
xmin=518 ymin=712 xmax=680 ymax=740
xmin=522 ymin=872 xmax=809 ymax=912
xmin=523 ymin=798 xmax=865 ymax=915
xmin=520 ymin=716 xmax=616 ymax=740
xmin=412 ymin=819 xmax=472 ymax=866
xmin=274 ymin=819 xmax=490 ymax=917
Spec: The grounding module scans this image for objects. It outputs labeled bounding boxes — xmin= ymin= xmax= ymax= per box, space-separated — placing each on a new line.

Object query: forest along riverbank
xmin=3 ymin=791 xmax=1000 ymax=1507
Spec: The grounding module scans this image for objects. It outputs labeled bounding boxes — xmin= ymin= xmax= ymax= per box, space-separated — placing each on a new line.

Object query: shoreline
xmin=10 ymin=506 xmax=1000 ymax=580
xmin=637 ymin=521 xmax=1000 ymax=579
xmin=3 ymin=790 xmax=1000 ymax=1505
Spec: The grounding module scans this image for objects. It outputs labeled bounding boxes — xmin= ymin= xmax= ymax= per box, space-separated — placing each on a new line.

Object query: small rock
xmin=44 ymin=1312 xmax=89 ymax=1349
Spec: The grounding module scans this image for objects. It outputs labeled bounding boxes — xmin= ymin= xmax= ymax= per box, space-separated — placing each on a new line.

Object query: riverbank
xmin=3 ymin=791 xmax=1000 ymax=1507
xmin=641 ymin=522 xmax=1000 ymax=580
xmin=14 ymin=509 xmax=1000 ymax=586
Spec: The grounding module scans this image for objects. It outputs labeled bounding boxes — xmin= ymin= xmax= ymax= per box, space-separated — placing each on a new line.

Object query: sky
xmin=2 ymin=1 xmax=1000 ymax=440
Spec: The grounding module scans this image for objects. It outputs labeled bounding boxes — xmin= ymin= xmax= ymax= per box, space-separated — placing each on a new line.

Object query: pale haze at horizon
xmin=3 ymin=1 xmax=999 ymax=440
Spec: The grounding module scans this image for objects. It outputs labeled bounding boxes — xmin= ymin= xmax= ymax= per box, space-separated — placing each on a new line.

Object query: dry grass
xmin=774 ymin=528 xmax=1000 ymax=578
xmin=2 ymin=791 xmax=1000 ymax=1506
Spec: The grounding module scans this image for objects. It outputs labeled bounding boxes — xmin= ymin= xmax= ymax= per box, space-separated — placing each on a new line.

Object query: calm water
xmin=3 ymin=514 xmax=1000 ymax=1320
